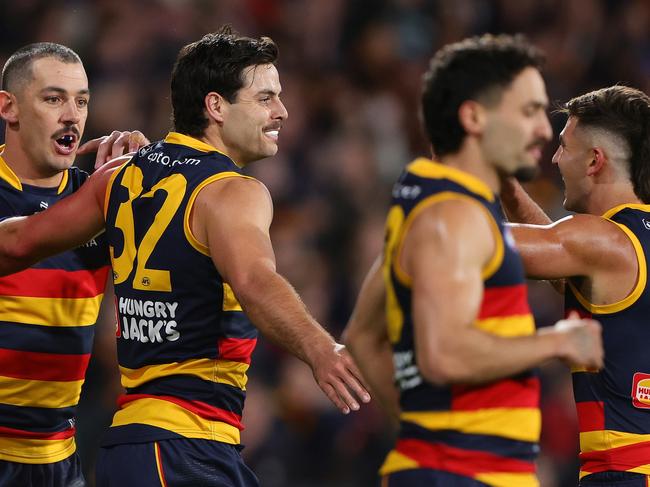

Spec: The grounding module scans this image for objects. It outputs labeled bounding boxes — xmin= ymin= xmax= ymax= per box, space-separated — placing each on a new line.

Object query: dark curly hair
xmin=562 ymin=86 xmax=650 ymax=203
xmin=422 ymin=34 xmax=544 ymax=157
xmin=171 ymin=25 xmax=279 ymax=137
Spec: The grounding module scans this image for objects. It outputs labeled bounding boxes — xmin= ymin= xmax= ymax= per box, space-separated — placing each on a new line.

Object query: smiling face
xmin=552 ymin=116 xmax=594 ymax=212
xmin=8 ymin=57 xmax=89 ymax=178
xmin=219 ymin=63 xmax=288 ymax=166
xmin=479 ymin=67 xmax=552 ymax=181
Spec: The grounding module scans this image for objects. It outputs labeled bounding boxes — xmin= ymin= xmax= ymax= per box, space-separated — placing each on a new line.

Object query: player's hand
xmin=309 ymin=343 xmax=371 ymax=414
xmin=552 ymin=312 xmax=604 ymax=369
xmin=77 ymin=130 xmax=150 ymax=169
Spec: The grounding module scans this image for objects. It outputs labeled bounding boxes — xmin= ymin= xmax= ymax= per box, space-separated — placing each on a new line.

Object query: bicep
xmin=199 ymin=178 xmax=276 ymax=286
xmin=509 ymin=215 xmax=623 ymax=280
xmin=403 ymin=202 xmax=492 ymax=359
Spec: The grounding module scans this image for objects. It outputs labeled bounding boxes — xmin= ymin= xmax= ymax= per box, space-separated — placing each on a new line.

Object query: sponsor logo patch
xmin=632 ymin=373 xmax=650 ymax=408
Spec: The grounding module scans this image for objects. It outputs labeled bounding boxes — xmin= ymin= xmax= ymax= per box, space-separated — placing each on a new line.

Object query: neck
xmin=585 ymin=181 xmax=641 ymax=215
xmin=438 ymin=142 xmax=500 ymax=194
xmin=1 ymin=137 xmax=63 ymax=188
xmin=198 ymin=126 xmax=244 ymax=168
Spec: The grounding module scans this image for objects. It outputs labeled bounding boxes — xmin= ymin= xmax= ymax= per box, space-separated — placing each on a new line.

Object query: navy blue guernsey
xmin=380 ymin=158 xmax=540 ymax=487
xmin=565 ymin=204 xmax=650 ymax=479
xmin=102 ymin=132 xmax=257 ymax=446
xmin=0 ymin=152 xmax=109 ymax=464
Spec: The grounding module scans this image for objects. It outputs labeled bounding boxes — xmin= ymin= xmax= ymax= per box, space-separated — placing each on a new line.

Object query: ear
xmin=586 ymin=147 xmax=606 ymax=176
xmin=0 ymin=91 xmax=19 ymax=124
xmin=204 ymin=92 xmax=227 ymax=124
xmin=458 ymin=100 xmax=486 ymax=136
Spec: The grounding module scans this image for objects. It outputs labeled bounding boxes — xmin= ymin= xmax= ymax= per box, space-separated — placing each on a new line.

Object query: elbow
xmin=417 ymin=353 xmax=467 ymax=386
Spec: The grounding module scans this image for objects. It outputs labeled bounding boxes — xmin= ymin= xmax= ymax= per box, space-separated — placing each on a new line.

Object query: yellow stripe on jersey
xmin=55 ymin=169 xmax=69 ymax=195
xmin=391 ymin=192 xmax=504 ymax=287
xmin=0 ymin=295 xmax=103 ymax=327
xmin=182 ymin=172 xmax=255 ymax=256
xmin=0 ymin=437 xmax=76 ymax=464
xmin=111 ymin=397 xmax=240 ymax=444
xmin=568 ymin=219 xmax=647 ymax=314
xmin=0 ymin=151 xmax=22 ymax=191
xmin=164 ymin=132 xmax=234 ymax=162
xmin=406 ymin=158 xmax=495 ymax=203
xmin=0 ymin=376 xmax=83 ymax=408
xmin=104 ymin=158 xmax=131 ymax=220
xmin=222 ymin=283 xmax=243 ymax=312
xmin=120 ymin=358 xmax=249 ymax=390
xmin=474 ymin=314 xmax=535 ymax=337
xmin=378 ymin=450 xmax=420 ymax=475
xmin=400 ymin=408 xmax=541 ymax=442
xmin=475 ymin=472 xmax=539 ymax=487
xmin=580 ymin=430 xmax=650 ymax=452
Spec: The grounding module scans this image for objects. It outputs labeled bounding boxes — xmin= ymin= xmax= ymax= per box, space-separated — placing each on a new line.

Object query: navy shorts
xmin=580 ymin=471 xmax=650 ymax=486
xmin=0 ymin=454 xmax=85 ymax=487
xmin=96 ymin=438 xmax=259 ymax=487
xmin=381 ymin=469 xmax=491 ymax=487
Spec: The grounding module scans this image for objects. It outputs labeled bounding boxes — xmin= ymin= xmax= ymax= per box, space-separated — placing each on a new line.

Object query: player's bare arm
xmin=509 ymin=214 xmax=638 ymax=304
xmin=343 ymin=255 xmax=400 ymax=425
xmin=194 ymin=176 xmax=371 ymax=414
xmin=0 ymin=157 xmax=126 ymax=275
xmin=403 ymin=199 xmax=603 ymax=384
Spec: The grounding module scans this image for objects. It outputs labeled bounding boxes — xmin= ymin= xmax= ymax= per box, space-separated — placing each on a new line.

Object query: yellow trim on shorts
xmin=154 ymin=442 xmax=168 ymax=487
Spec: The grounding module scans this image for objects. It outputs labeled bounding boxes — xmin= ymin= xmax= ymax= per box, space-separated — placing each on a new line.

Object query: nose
xmin=538 ymin=112 xmax=553 ymax=143
xmin=551 ymin=146 xmax=561 ymax=165
xmin=60 ymin=99 xmax=81 ymax=124
xmin=274 ymin=98 xmax=288 ymax=121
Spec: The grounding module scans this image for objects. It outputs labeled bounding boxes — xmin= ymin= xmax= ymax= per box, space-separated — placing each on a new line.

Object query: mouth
xmin=52 ymin=132 xmax=78 ymax=156
xmin=263 ymin=127 xmax=280 ymax=142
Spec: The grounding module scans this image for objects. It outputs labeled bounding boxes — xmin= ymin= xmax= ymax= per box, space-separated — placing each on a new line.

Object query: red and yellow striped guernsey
xmin=380 ymin=159 xmax=540 ymax=487
xmin=102 ymin=133 xmax=257 ymax=447
xmin=0 ymin=152 xmax=109 ymax=464
xmin=566 ymin=204 xmax=650 ymax=480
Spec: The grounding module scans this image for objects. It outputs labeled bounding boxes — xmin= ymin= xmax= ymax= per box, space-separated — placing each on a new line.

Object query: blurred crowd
xmin=1 ymin=0 xmax=649 ymax=485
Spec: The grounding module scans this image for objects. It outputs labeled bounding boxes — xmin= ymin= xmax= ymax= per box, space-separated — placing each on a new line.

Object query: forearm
xmin=345 ymin=329 xmax=400 ymax=424
xmin=500 ymin=178 xmax=552 ymax=225
xmin=0 ymin=216 xmax=40 ymax=275
xmin=420 ymin=326 xmax=561 ymax=385
xmin=233 ymin=263 xmax=335 ymax=365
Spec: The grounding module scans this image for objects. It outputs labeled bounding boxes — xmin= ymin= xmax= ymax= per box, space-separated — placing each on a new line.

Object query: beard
xmin=512 ymin=164 xmax=539 ymax=182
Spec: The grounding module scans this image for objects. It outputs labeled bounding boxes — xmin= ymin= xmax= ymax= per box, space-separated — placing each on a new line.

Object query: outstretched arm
xmin=343 ymin=255 xmax=400 ymax=425
xmin=0 ymin=157 xmax=126 ymax=275
xmin=195 ymin=177 xmax=371 ymax=414
xmin=403 ymin=199 xmax=602 ymax=385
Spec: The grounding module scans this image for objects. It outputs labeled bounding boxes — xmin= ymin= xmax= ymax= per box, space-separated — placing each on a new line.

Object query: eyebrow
xmin=256 ymin=89 xmax=280 ymax=97
xmin=39 ymin=86 xmax=90 ymax=96
xmin=526 ymin=100 xmax=549 ymax=110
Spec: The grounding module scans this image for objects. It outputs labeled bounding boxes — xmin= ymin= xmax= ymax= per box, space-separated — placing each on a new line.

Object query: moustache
xmin=52 ymin=127 xmax=80 ymax=139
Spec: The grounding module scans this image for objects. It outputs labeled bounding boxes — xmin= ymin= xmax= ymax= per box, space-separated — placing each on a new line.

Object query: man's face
xmin=11 ymin=57 xmax=89 ymax=177
xmin=220 ymin=63 xmax=288 ymax=166
xmin=480 ymin=67 xmax=552 ymax=181
xmin=552 ymin=116 xmax=593 ymax=212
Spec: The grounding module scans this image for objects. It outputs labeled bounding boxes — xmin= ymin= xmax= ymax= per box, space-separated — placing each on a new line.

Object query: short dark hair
xmin=421 ymin=34 xmax=544 ymax=157
xmin=1 ymin=42 xmax=82 ymax=93
xmin=563 ymin=86 xmax=650 ymax=203
xmin=171 ymin=25 xmax=279 ymax=137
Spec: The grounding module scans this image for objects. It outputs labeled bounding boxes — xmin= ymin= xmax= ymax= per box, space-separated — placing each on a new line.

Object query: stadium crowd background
xmin=1 ymin=0 xmax=649 ymax=485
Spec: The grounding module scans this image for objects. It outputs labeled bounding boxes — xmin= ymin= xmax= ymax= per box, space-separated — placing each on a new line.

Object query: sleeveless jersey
xmin=102 ymin=132 xmax=257 ymax=447
xmin=379 ymin=159 xmax=540 ymax=487
xmin=565 ymin=204 xmax=650 ymax=479
xmin=0 ymin=152 xmax=109 ymax=464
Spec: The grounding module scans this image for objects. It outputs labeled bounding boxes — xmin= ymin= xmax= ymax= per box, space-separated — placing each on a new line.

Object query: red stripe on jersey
xmin=118 ymin=394 xmax=243 ymax=430
xmin=451 ymin=377 xmax=540 ymax=411
xmin=0 ymin=266 xmax=109 ymax=299
xmin=395 ymin=438 xmax=535 ymax=475
xmin=580 ymin=440 xmax=650 ymax=472
xmin=478 ymin=284 xmax=530 ymax=319
xmin=0 ymin=348 xmax=90 ymax=381
xmin=217 ymin=338 xmax=257 ymax=365
xmin=0 ymin=425 xmax=75 ymax=440
xmin=576 ymin=401 xmax=605 ymax=432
